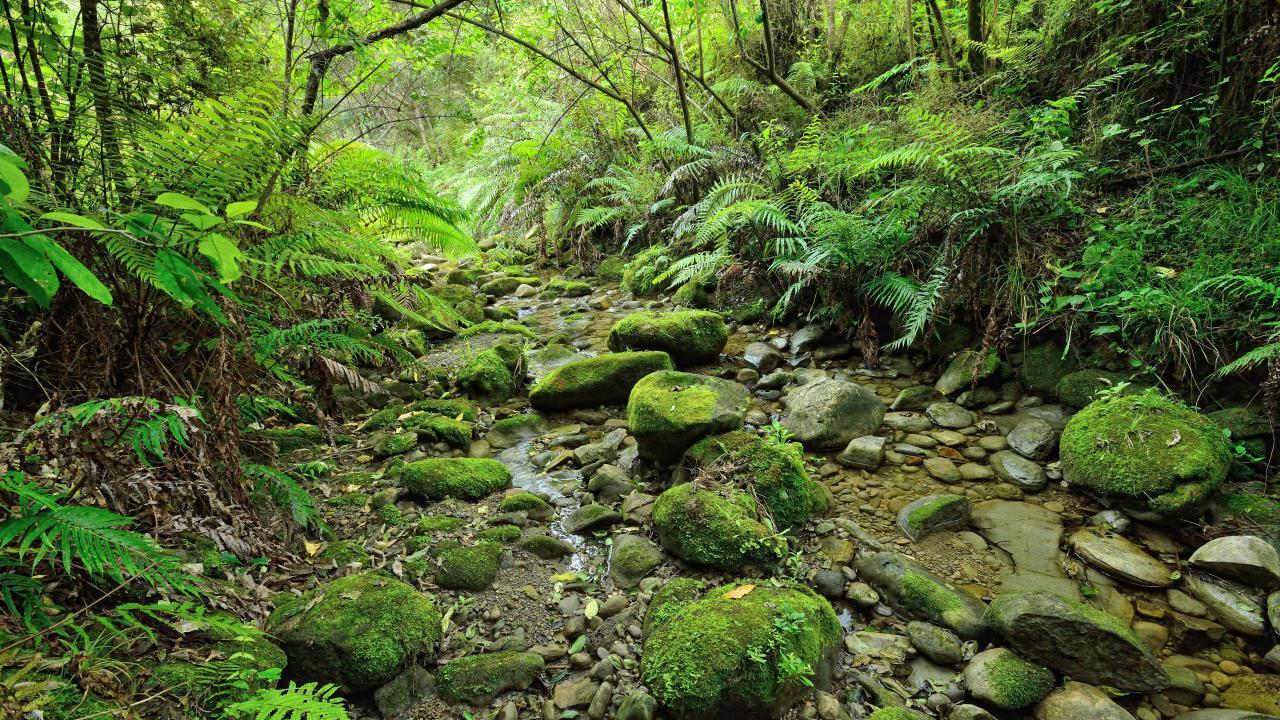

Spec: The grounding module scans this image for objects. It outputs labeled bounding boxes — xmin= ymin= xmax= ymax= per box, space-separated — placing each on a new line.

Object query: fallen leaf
xmin=937 ymin=446 xmax=964 ymax=460
xmin=584 ymin=599 xmax=599 ymax=620
xmin=1167 ymin=429 xmax=1182 ymax=447
xmin=304 ymin=540 xmax=324 ymax=557
xmin=723 ymin=584 xmax=755 ymax=599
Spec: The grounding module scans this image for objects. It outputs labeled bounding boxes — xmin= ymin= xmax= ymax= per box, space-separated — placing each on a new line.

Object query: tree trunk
xmin=661 ymin=0 xmax=694 ymax=141
xmin=967 ymin=0 xmax=984 ymax=71
xmin=79 ymin=0 xmax=125 ymax=198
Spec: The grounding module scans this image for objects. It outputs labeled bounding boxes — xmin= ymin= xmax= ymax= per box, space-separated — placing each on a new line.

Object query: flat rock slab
xmin=970 ymin=501 xmax=1076 ymax=599
xmin=898 ymin=494 xmax=971 ymax=542
xmin=1069 ymin=528 xmax=1175 ymax=587
xmin=1189 ymin=535 xmax=1280 ymax=590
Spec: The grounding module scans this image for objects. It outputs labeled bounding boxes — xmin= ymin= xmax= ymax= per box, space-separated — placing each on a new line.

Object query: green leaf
xmin=23 ymin=234 xmax=113 ymax=305
xmin=198 ymin=233 xmax=245 ymax=283
xmin=39 ymin=211 xmax=106 ymax=230
xmin=225 ymin=200 xmax=258 ymax=218
xmin=181 ymin=212 xmax=224 ymax=231
xmin=156 ymin=192 xmax=214 ymax=216
xmin=0 ymin=158 xmax=30 ymax=204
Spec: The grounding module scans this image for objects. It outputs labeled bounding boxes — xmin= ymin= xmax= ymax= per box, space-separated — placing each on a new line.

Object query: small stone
xmin=906 ymin=621 xmax=964 ymax=665
xmin=965 ymin=648 xmax=1054 ymax=710
xmin=990 ymin=450 xmax=1047 ymax=491
xmin=846 ymin=582 xmax=879 ymax=607
xmin=925 ymin=402 xmax=976 ymax=429
xmin=1008 ymin=418 xmax=1057 ymax=460
xmin=1189 ymin=535 xmax=1280 ymax=590
xmin=923 ymin=457 xmax=962 ymax=482
xmin=838 ymin=435 xmax=886 ymax=469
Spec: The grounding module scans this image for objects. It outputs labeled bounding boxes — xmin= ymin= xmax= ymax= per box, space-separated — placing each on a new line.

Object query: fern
xmin=225 ymin=682 xmax=351 ymax=720
xmin=242 ymin=464 xmax=326 ymax=532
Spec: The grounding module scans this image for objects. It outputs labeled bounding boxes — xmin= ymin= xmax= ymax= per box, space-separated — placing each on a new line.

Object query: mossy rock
xmin=458 ymin=348 xmax=516 ymax=400
xmin=517 ymin=533 xmax=576 ymax=559
xmin=653 ymin=483 xmax=785 ymax=571
xmin=320 ymin=540 xmax=369 ymax=566
xmin=479 ymin=277 xmax=524 ymax=295
xmin=627 ymin=370 xmax=750 ymax=464
xmin=672 ymin=280 xmax=713 ymax=308
xmin=267 ymin=571 xmax=442 ymax=691
xmin=964 ymin=648 xmax=1054 ymax=710
xmin=435 ymin=541 xmax=503 ymax=591
xmin=404 ymin=413 xmax=473 ymax=449
xmin=398 ymin=458 xmax=512 ymax=501
xmin=360 ymin=403 xmax=406 ymax=432
xmin=457 ymin=320 xmax=537 ymax=341
xmin=529 ymin=351 xmax=675 ymax=410
xmin=151 ymin=613 xmax=286 ymax=706
xmin=445 ymin=268 xmax=484 ymax=285
xmin=498 ymin=491 xmax=553 ymax=519
xmin=1053 ymin=368 xmax=1137 ymax=407
xmin=377 ymin=504 xmax=405 ymax=526
xmin=621 ymin=249 xmax=670 ymax=296
xmin=643 ymin=577 xmax=705 ymax=637
xmin=410 ymin=397 xmax=479 ymax=422
xmin=1060 ymin=390 xmax=1232 ymax=518
xmin=373 ymin=430 xmax=418 ymax=458
xmin=256 ymin=424 xmax=326 ymax=453
xmin=728 ymin=298 xmax=768 ymax=324
xmin=419 ymin=515 xmax=466 ymax=533
xmin=679 ymin=431 xmax=825 ymax=529
xmin=866 ymin=710 xmax=920 ymax=720
xmin=543 ymin=278 xmax=592 ymax=297
xmin=641 ymin=582 xmax=841 ymax=720
xmin=608 ymin=310 xmax=728 ymax=366
xmin=853 ymin=552 xmax=987 ymax=639
xmin=597 ymin=255 xmax=626 ymax=281
xmin=328 ymin=491 xmax=368 ymax=507
xmin=437 ymin=651 xmax=546 ymax=705
xmin=1017 ymin=342 xmax=1078 ymax=395
xmin=476 ymin=524 xmax=522 ymax=543
xmin=935 ymin=349 xmax=1004 ymax=396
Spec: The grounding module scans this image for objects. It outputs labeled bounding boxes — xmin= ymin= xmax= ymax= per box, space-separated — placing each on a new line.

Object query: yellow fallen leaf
xmin=723 ymin=584 xmax=755 ymax=599
xmin=304 ymin=540 xmax=324 ymax=557
xmin=551 ymin=572 xmax=577 ymax=583
xmin=584 ymin=599 xmax=599 ymax=620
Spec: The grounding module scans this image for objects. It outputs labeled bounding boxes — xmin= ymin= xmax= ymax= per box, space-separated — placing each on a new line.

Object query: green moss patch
xmin=476 ymin=524 xmax=522 ymax=543
xmin=458 ymin=320 xmax=537 ymax=341
xmin=607 ymin=310 xmax=728 ymax=366
xmin=435 ymin=542 xmax=503 ymax=591
xmin=437 ymin=651 xmax=545 ymax=705
xmin=419 ymin=515 xmax=466 ymax=533
xmin=529 ymin=351 xmax=675 ymax=410
xmin=653 ymin=482 xmax=785 ymax=571
xmin=458 ymin=348 xmax=516 ymax=400
xmin=1053 ymin=368 xmax=1136 ymax=407
xmin=628 ymin=370 xmax=750 ymax=463
xmin=681 ymin=431 xmax=824 ymax=530
xmin=398 ymin=458 xmax=512 ymax=500
xmin=643 ymin=577 xmax=705 ymax=637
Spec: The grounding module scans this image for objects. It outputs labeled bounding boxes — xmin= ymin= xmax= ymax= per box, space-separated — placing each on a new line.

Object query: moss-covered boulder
xmin=398 ymin=458 xmax=512 ymax=500
xmin=628 ymin=371 xmax=750 ymax=463
xmin=437 ymin=651 xmax=546 ymax=705
xmin=641 ymin=582 xmax=841 ymax=720
xmin=435 ymin=542 xmax=503 ymax=590
xmin=1053 ymin=368 xmax=1135 ymax=407
xmin=256 ymin=424 xmax=326 ymax=453
xmin=986 ymin=590 xmax=1169 ymax=692
xmin=458 ymin=348 xmax=516 ymax=400
xmin=653 ymin=483 xmax=785 ymax=571
xmin=411 ymin=397 xmax=479 ymax=422
xmin=679 ymin=431 xmax=825 ymax=530
xmin=266 ymin=571 xmax=442 ymax=691
xmin=404 ymin=412 xmax=472 ymax=449
xmin=1060 ymin=390 xmax=1232 ymax=518
xmin=853 ymin=552 xmax=987 ymax=638
xmin=643 ymin=577 xmax=706 ymax=637
xmin=529 ymin=351 xmax=675 ymax=410
xmin=608 ymin=311 xmax=728 ymax=366
xmin=151 ymin=614 xmax=287 ymax=706
xmin=543 ymin=278 xmax=591 ymax=297
xmin=517 ymin=533 xmax=576 ymax=559
xmin=597 ymin=255 xmax=626 ymax=281
xmin=963 ymin=648 xmax=1054 ymax=711
xmin=498 ymin=491 xmax=553 ymax=520
xmin=935 ymin=349 xmax=1003 ymax=396
xmin=1017 ymin=342 xmax=1078 ymax=395
xmin=373 ymin=430 xmax=417 ymax=458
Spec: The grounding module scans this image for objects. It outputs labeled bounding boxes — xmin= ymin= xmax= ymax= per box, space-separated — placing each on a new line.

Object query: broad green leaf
xmin=231 ymin=219 xmax=272 ymax=231
xmin=156 ymin=192 xmax=214 ymax=216
xmin=224 ymin=200 xmax=257 ymax=218
xmin=0 ymin=238 xmax=57 ymax=305
xmin=39 ymin=211 xmax=106 ymax=230
xmin=198 ymin=233 xmax=245 ymax=284
xmin=23 ymin=234 xmax=113 ymax=305
xmin=181 ymin=212 xmax=224 ymax=231
xmin=0 ymin=158 xmax=30 ymax=203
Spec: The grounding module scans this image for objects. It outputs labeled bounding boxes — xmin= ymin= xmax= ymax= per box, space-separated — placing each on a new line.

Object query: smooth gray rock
xmin=1068 ymin=528 xmax=1175 ymax=587
xmin=743 ymin=341 xmax=785 ymax=373
xmin=608 ymin=533 xmax=664 ymax=589
xmin=1183 ymin=572 xmax=1268 ymax=636
xmin=898 ymin=495 xmax=971 ymax=542
xmin=1008 ymin=418 xmax=1057 ymax=460
xmin=564 ymin=504 xmax=623 ymax=535
xmin=1189 ymin=535 xmax=1280 ymax=590
xmin=1032 ymin=680 xmax=1135 ymax=720
xmin=790 ymin=324 xmax=827 ymax=353
xmin=990 ymin=450 xmax=1048 ymax=491
xmin=925 ymin=401 xmax=976 ymax=429
xmin=906 ymin=621 xmax=964 ymax=665
xmin=838 ymin=435 xmax=886 ymax=469
xmin=782 ymin=379 xmax=886 ymax=450
xmin=892 ymin=385 xmax=944 ymax=411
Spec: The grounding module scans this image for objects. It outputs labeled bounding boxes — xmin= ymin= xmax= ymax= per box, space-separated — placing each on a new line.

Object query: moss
xmin=404 ymin=412 xmax=473 ymax=448
xmin=1221 ymin=491 xmax=1280 ymax=529
xmin=902 ymin=495 xmax=968 ymax=538
xmin=437 ymin=651 xmax=545 ymax=705
xmin=653 ymin=483 xmax=785 ymax=571
xmin=320 ymin=540 xmax=369 ymax=565
xmin=479 ymin=276 xmax=526 ymax=295
xmin=490 ymin=341 xmax=523 ymax=370
xmin=43 ymin=682 xmax=118 ymax=719
xmin=983 ymin=651 xmax=1054 ymax=709
xmin=898 ymin=571 xmax=968 ymax=620
xmin=672 ymin=279 xmax=712 ymax=308
xmin=328 ymin=491 xmax=368 ymax=507
xmin=866 ymin=709 xmax=919 ymax=720
xmin=374 ymin=431 xmax=418 ymax=458
xmin=612 ymin=539 xmax=663 ymax=579
xmin=476 ymin=524 xmax=522 ymax=543
xmin=607 ymin=310 xmax=728 ymax=366
xmin=1018 ymin=342 xmax=1078 ymax=394
xmin=640 ymin=582 xmax=841 ymax=720
xmin=643 ymin=577 xmax=705 ymax=637
xmin=498 ymin=491 xmax=551 ymax=514
xmin=361 ymin=403 xmax=406 ymax=431
xmin=446 ymin=268 xmax=484 ymax=285
xmin=399 ymin=458 xmax=512 ymax=500
xmin=256 ymin=424 xmax=326 ymax=452
xmin=728 ymin=298 xmax=767 ymax=324
xmin=267 ymin=570 xmax=442 ymax=690
xmin=418 ymin=515 xmax=466 ymax=533
xmin=458 ymin=348 xmax=515 ymax=400
xmin=377 ymin=504 xmax=406 ymax=526
xmin=543 ymin=278 xmax=592 ymax=297
xmin=409 ymin=398 xmax=478 ymax=422
xmin=681 ymin=431 xmax=823 ymax=530
xmin=491 ymin=413 xmax=544 ymax=434
xmin=1053 ymin=368 xmax=1137 ymax=407
xmin=1060 ymin=389 xmax=1232 ymax=516
xmin=597 ymin=255 xmax=626 ymax=281
xmin=517 ymin=533 xmax=575 ymax=558
xmin=458 ymin=320 xmax=537 ymax=340
xmin=628 ymin=370 xmax=750 ymax=463
xmin=529 ymin=351 xmax=675 ymax=410
xmin=436 ymin=541 xmax=503 ymax=591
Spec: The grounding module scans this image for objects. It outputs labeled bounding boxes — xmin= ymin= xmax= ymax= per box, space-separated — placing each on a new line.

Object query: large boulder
xmin=653 ymin=483 xmax=785 ymax=571
xmin=853 ymin=552 xmax=987 ymax=638
xmin=641 ymin=582 xmax=841 ymax=719
xmin=986 ymin=591 xmax=1170 ymax=692
xmin=436 ymin=651 xmax=545 ymax=705
xmin=267 ymin=571 xmax=442 ymax=691
xmin=607 ymin=310 xmax=728 ymax=366
xmin=1060 ymin=390 xmax=1232 ymax=518
xmin=398 ymin=458 xmax=512 ymax=500
xmin=627 ymin=371 xmax=750 ymax=463
xmin=1017 ymin=342 xmax=1079 ymax=396
xmin=935 ymin=349 xmax=1002 ymax=396
xmin=781 ymin=379 xmax=886 ymax=450
xmin=1054 ymin=369 xmax=1137 ymax=407
xmin=678 ymin=431 xmax=826 ymax=529
xmin=529 ymin=351 xmax=674 ymax=410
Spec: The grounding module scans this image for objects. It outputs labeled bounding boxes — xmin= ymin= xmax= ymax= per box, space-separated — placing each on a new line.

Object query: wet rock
xmin=554 ymin=675 xmax=600 ymax=709
xmin=529 ymin=351 xmax=675 ymax=410
xmin=518 ymin=533 xmax=576 ymax=559
xmin=853 ymin=551 xmax=987 ymax=638
xmin=897 ymin=494 xmax=970 ymax=542
xmin=1008 ymin=418 xmax=1057 ymax=460
xmin=587 ymin=464 xmax=635 ymax=502
xmin=936 ymin=350 xmax=1002 ymax=396
xmin=892 ymin=385 xmax=944 ymax=411
xmin=812 ymin=569 xmax=846 ymax=598
xmin=964 ymin=648 xmax=1054 ymax=711
xmin=437 ymin=651 xmax=545 ymax=705
xmin=906 ymin=621 xmax=964 ymax=665
xmin=1189 ymin=536 xmax=1280 ymax=590
xmin=990 ymin=451 xmax=1047 ymax=491
xmin=838 ymin=435 xmax=886 ymax=469
xmin=791 ymin=324 xmax=827 ymax=353
xmin=986 ymin=590 xmax=1170 ymax=692
xmin=1182 ymin=572 xmax=1268 ymax=636
xmin=564 ymin=504 xmax=623 ymax=535
xmin=618 ymin=690 xmax=658 ymax=720
xmin=1088 ymin=509 xmax=1132 ymax=533
xmin=782 ymin=379 xmax=887 ymax=450
xmin=609 ymin=533 xmax=664 ymax=588
xmin=757 ymin=370 xmax=795 ymax=390
xmin=925 ymin=402 xmax=975 ymax=429
xmin=1068 ymin=528 xmax=1175 ymax=587
xmin=628 ymin=371 xmax=750 ymax=463
xmin=907 ymin=657 xmax=959 ymax=692
xmin=744 ymin=341 xmax=785 ymax=373
xmin=1164 ymin=609 xmax=1227 ymax=652
xmin=1032 ymin=680 xmax=1136 ymax=720
xmin=950 ymin=705 xmax=997 ymax=720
